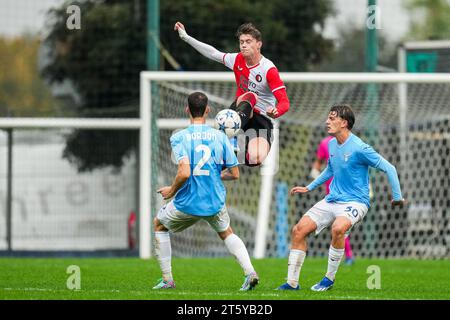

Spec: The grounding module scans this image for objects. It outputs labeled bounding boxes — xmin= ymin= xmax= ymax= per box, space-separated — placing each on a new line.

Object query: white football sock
xmin=287 ymin=249 xmax=306 ymax=288
xmin=326 ymin=245 xmax=344 ymax=281
xmin=154 ymin=231 xmax=173 ymax=281
xmin=224 ymin=234 xmax=255 ymax=275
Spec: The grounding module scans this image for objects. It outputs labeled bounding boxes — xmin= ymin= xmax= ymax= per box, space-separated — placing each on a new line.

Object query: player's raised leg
xmin=277 ymin=216 xmax=317 ymax=290
xmin=311 ymin=216 xmax=351 ymax=291
xmin=152 ymin=217 xmax=176 ymax=289
xmin=217 ymin=226 xmax=259 ymax=291
xmin=229 ymin=92 xmax=258 ymax=153
xmin=246 ymin=136 xmax=270 ymax=166
xmin=233 ymin=92 xmax=258 ymax=127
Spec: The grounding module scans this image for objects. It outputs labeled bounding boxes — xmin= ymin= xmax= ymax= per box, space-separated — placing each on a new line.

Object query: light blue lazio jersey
xmin=170 ymin=124 xmax=238 ymax=216
xmin=307 ymin=133 xmax=403 ymax=208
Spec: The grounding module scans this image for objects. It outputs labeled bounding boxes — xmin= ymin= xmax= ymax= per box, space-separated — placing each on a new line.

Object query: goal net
xmin=146 ymin=72 xmax=450 ymax=259
xmin=0 ymin=118 xmax=145 ymax=254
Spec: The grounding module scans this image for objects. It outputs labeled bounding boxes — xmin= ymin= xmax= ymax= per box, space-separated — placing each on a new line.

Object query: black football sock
xmin=235 ymin=101 xmax=253 ymax=128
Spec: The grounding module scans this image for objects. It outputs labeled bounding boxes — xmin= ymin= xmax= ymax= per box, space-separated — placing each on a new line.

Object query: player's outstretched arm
xmin=157 ymin=158 xmax=191 ymax=200
xmin=358 ymin=146 xmax=405 ymax=206
xmin=174 ymin=21 xmax=225 ymax=63
xmin=370 ymin=154 xmax=404 ymax=205
xmin=290 ymin=186 xmax=309 ymax=195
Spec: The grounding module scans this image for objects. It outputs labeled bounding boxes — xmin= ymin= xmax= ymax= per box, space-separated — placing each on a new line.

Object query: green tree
xmin=43 ymin=0 xmax=334 ymax=172
xmin=0 ymin=36 xmax=57 ymax=116
xmin=43 ymin=0 xmax=146 ymax=171
xmin=315 ymin=25 xmax=396 ymax=72
xmin=404 ymin=0 xmax=450 ymax=40
xmin=161 ymin=0 xmax=334 ymax=71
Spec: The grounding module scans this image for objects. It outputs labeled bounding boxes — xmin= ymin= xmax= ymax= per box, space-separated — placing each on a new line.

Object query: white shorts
xmin=156 ymin=200 xmax=230 ymax=233
xmin=304 ymin=199 xmax=368 ymax=236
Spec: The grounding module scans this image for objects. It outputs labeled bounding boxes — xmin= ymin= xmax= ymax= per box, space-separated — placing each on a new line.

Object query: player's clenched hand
xmin=174 ymin=21 xmax=189 ymax=41
xmin=290 ymin=186 xmax=309 ymax=195
xmin=157 ymin=186 xmax=173 ymax=200
xmin=266 ymin=107 xmax=279 ymax=119
xmin=391 ymin=199 xmax=406 ymax=209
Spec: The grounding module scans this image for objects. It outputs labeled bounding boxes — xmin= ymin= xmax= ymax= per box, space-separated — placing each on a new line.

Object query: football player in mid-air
xmin=153 ymin=91 xmax=259 ymax=291
xmin=175 ymin=21 xmax=290 ymax=167
xmin=277 ymin=104 xmax=405 ymax=291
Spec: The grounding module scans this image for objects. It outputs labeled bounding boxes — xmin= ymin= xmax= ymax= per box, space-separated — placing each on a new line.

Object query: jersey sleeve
xmin=267 ymin=67 xmax=290 ymax=117
xmin=357 ymin=144 xmax=383 ymax=168
xmin=222 ymin=133 xmax=239 ymax=168
xmin=223 ymin=53 xmax=238 ymax=70
xmin=357 ymin=145 xmax=403 ymax=201
xmin=170 ymin=134 xmax=188 ymax=163
xmin=266 ymin=67 xmax=285 ymax=92
xmin=185 ymin=36 xmax=226 ymax=63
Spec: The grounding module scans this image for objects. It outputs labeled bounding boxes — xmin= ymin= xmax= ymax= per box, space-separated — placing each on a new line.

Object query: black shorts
xmin=229 ymin=99 xmax=274 ymax=147
xmin=230 ymin=100 xmax=274 ymax=166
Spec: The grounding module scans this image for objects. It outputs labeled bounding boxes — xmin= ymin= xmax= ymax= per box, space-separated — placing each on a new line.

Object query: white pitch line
xmin=1 ymin=287 xmax=282 ymax=297
xmin=6 ymin=288 xmax=423 ymax=299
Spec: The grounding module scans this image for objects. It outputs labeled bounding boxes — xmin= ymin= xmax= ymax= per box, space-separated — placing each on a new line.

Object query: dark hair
xmin=188 ymin=92 xmax=208 ymax=118
xmin=330 ymin=104 xmax=355 ymax=130
xmin=235 ymin=22 xmax=262 ymax=41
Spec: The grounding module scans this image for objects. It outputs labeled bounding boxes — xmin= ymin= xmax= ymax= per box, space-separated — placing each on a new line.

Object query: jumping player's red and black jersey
xmin=222 ymin=53 xmax=290 ymax=118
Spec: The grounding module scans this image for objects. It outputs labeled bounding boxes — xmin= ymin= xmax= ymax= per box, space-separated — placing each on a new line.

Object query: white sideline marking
xmin=1 ymin=287 xmax=281 ymax=297
xmin=5 ymin=288 xmax=425 ymax=300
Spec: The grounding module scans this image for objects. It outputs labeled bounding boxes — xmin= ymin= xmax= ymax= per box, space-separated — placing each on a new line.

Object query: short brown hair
xmin=330 ymin=104 xmax=355 ymax=130
xmin=235 ymin=22 xmax=262 ymax=41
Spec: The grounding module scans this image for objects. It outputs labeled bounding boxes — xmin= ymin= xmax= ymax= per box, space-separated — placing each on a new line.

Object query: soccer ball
xmin=214 ymin=109 xmax=241 ymax=137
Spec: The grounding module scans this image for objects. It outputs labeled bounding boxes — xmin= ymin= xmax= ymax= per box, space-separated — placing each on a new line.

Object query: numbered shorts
xmin=156 ymin=200 xmax=230 ymax=233
xmin=304 ymin=199 xmax=369 ymax=236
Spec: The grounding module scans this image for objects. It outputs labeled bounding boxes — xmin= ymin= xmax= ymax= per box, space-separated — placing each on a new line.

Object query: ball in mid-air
xmin=214 ymin=109 xmax=241 ymax=137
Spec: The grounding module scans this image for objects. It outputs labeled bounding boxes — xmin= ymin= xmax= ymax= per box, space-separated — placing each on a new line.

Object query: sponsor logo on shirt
xmin=256 ymin=74 xmax=262 ymax=82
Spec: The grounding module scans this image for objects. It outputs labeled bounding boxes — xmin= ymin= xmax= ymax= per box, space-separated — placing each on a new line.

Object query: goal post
xmin=142 ymin=71 xmax=450 ymax=260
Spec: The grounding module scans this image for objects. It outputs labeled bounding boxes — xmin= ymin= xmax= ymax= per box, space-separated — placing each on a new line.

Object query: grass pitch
xmin=1 ymin=257 xmax=449 ymax=300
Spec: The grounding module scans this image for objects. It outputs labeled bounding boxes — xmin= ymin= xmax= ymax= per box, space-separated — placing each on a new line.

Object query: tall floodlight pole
xmin=140 ymin=0 xmax=160 ymax=259
xmin=364 ymin=0 xmax=379 ymax=255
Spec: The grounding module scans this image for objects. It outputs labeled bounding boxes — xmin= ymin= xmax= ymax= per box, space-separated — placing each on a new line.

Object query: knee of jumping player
xmin=237 ymin=92 xmax=258 ymax=107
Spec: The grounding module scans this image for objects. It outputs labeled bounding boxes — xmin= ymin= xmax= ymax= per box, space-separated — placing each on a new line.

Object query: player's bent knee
xmin=292 ymin=224 xmax=308 ymax=240
xmin=331 ymin=224 xmax=348 ymax=238
xmin=218 ymin=227 xmax=233 ymax=241
xmin=237 ymin=92 xmax=258 ymax=106
xmin=153 ymin=218 xmax=168 ymax=232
